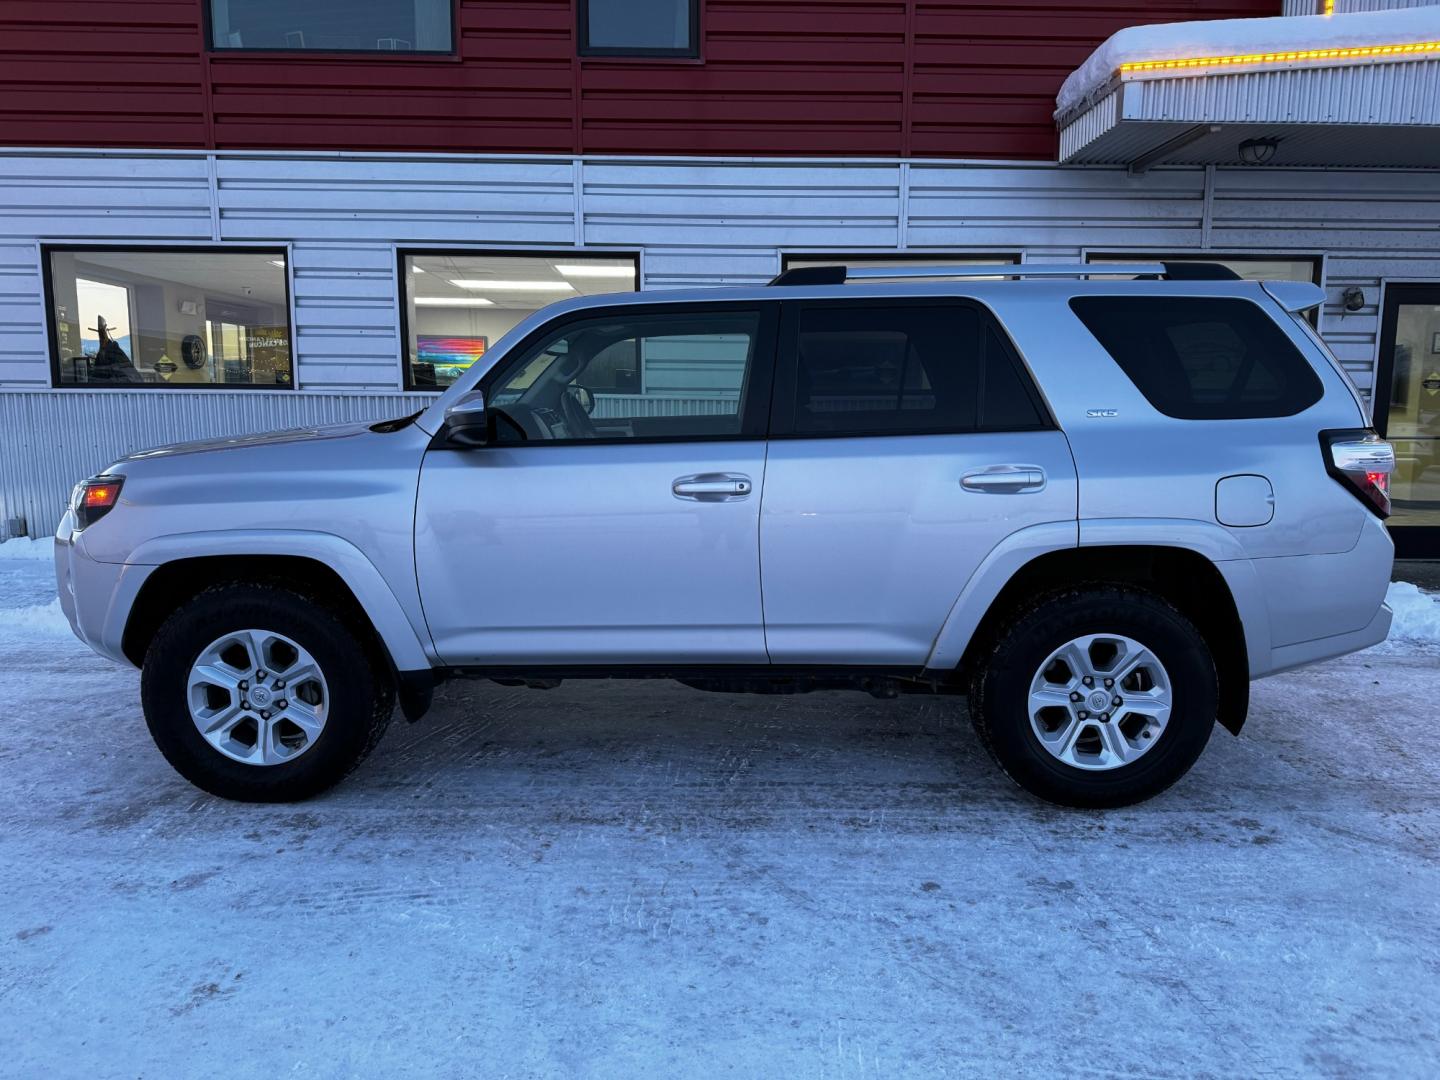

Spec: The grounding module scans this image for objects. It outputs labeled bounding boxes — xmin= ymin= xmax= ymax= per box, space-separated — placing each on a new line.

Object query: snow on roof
xmin=1057 ymin=7 xmax=1440 ymax=120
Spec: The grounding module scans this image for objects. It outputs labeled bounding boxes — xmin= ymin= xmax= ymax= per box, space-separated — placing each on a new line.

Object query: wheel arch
xmin=940 ymin=544 xmax=1254 ymax=736
xmin=119 ymin=532 xmax=434 ymax=678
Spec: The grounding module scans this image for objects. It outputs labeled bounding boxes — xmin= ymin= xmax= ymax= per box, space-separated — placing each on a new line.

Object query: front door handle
xmin=961 ymin=465 xmax=1046 ymax=493
xmin=673 ymin=473 xmax=753 ymax=501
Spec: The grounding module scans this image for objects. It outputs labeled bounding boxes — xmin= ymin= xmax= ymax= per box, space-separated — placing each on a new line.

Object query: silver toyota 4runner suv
xmin=55 ymin=263 xmax=1396 ymax=808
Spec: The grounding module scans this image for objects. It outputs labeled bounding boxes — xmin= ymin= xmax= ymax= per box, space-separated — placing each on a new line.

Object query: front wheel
xmin=141 ymin=582 xmax=394 ymax=802
xmin=968 ymin=586 xmax=1217 ymax=808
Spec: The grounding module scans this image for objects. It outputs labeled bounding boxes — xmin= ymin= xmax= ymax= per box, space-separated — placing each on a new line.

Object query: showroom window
xmin=782 ymin=254 xmax=1021 ymax=278
xmin=1085 ymin=253 xmax=1320 ymax=284
xmin=208 ymin=0 xmax=453 ymax=52
xmin=401 ymin=251 xmax=639 ymax=390
xmin=579 ymin=0 xmax=698 ymax=57
xmin=44 ymin=248 xmax=294 ymax=389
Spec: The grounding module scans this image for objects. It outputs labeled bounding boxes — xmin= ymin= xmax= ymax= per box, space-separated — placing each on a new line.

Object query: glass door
xmin=1375 ymin=284 xmax=1440 ymax=557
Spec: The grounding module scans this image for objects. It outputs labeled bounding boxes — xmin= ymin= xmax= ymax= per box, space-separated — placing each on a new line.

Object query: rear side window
xmin=782 ymin=302 xmax=1048 ymax=436
xmin=1069 ymin=296 xmax=1323 ymax=420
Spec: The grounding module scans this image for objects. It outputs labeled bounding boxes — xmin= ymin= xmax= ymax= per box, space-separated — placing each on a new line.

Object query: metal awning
xmin=1056 ymin=10 xmax=1440 ymax=172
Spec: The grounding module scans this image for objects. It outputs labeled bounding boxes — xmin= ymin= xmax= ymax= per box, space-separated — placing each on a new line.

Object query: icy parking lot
xmin=2 ymin=541 xmax=1439 ymax=1079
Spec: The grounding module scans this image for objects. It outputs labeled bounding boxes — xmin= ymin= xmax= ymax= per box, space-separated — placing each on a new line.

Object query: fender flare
xmin=122 ymin=529 xmax=435 ymax=672
xmin=923 ymin=518 xmax=1270 ymax=680
xmin=923 ymin=520 xmax=1078 ymax=672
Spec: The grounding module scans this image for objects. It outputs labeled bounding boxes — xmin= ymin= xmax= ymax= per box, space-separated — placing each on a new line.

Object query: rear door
xmin=760 ymin=298 xmax=1078 ymax=665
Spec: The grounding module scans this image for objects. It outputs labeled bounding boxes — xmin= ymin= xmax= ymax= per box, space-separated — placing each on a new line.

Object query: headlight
xmin=71 ymin=475 xmax=125 ymax=529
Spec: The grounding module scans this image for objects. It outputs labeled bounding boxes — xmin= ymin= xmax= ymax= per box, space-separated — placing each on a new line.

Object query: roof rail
xmin=767 ymin=261 xmax=1241 ymax=286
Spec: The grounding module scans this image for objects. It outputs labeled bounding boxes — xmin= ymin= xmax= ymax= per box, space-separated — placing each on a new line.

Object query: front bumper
xmin=54 ymin=511 xmax=154 ymax=667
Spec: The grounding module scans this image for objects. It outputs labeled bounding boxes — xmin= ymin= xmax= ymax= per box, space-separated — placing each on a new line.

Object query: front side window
xmin=579 ymin=0 xmax=697 ymax=57
xmin=403 ymin=252 xmax=637 ymax=390
xmin=1070 ymin=296 xmax=1323 ymax=420
xmin=780 ymin=303 xmax=1047 ymax=437
xmin=46 ymin=249 xmax=293 ymax=389
xmin=486 ymin=308 xmax=765 ymax=442
xmin=208 ymin=0 xmax=453 ymax=52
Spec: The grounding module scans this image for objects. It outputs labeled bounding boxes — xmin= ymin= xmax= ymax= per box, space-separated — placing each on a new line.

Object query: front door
xmin=416 ymin=302 xmax=777 ymax=665
xmin=759 ymin=298 xmax=1078 ymax=665
xmin=1376 ymin=284 xmax=1440 ymax=557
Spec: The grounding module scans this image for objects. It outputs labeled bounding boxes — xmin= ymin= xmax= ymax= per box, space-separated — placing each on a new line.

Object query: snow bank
xmin=1057 ymin=7 xmax=1440 ymax=118
xmin=1386 ymin=580 xmax=1440 ymax=645
xmin=0 ymin=537 xmax=53 ymax=562
xmin=0 ymin=598 xmax=71 ymax=638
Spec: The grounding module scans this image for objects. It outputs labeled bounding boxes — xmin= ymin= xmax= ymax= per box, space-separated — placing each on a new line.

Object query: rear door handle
xmin=961 ymin=465 xmax=1046 ymax=494
xmin=673 ymin=473 xmax=753 ymax=501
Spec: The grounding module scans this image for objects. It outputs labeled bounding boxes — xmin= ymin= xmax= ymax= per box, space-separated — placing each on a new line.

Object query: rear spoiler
xmin=1262 ymin=280 xmax=1325 ymax=314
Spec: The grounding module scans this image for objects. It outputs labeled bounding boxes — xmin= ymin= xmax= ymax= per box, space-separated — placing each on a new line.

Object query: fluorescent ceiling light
xmin=554 ymin=264 xmax=634 ymax=279
xmin=449 ymin=279 xmax=574 ymax=291
xmin=411 ymin=265 xmax=426 ymax=273
xmin=269 ymin=260 xmax=286 ymax=268
xmin=415 ymin=297 xmax=495 ymax=307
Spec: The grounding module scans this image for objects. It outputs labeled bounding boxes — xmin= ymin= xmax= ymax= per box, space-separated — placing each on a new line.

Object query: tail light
xmin=70 ymin=475 xmax=124 ymax=529
xmin=1321 ymin=429 xmax=1394 ymax=519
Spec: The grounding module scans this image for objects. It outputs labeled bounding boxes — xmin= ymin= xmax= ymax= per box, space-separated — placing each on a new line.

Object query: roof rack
xmin=767 ymin=261 xmax=1241 ymax=286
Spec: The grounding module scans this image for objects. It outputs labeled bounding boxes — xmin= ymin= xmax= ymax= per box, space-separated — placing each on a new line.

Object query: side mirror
xmin=442 ymin=390 xmax=489 ymax=448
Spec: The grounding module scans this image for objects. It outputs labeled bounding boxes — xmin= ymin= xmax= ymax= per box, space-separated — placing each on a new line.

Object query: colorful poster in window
xmin=418 ymin=335 xmax=487 ymax=383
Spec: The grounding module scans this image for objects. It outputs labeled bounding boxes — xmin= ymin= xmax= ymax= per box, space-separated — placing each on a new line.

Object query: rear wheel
xmin=968 ymin=586 xmax=1217 ymax=808
xmin=141 ymin=582 xmax=394 ymax=802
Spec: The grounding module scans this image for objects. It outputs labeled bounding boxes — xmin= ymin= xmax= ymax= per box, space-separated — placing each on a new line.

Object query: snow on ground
xmin=1 ymin=550 xmax=1437 ymax=1077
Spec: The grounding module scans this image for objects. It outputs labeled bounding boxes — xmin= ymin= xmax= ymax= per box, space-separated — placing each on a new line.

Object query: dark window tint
xmin=981 ymin=325 xmax=1046 ymax=430
xmin=1069 ymin=297 xmax=1323 ymax=420
xmin=581 ymin=0 xmax=696 ymax=55
xmin=790 ymin=305 xmax=979 ymax=435
xmin=209 ymin=0 xmax=452 ymax=52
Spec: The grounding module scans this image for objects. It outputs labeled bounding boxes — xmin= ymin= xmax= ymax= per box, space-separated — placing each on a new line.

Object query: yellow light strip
xmin=1322 ymin=0 xmax=1335 ymax=14
xmin=1119 ymin=39 xmax=1440 ymax=75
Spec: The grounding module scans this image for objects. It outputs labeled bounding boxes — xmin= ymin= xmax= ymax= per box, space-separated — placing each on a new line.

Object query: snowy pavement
xmin=1 ymin=540 xmax=1438 ymax=1079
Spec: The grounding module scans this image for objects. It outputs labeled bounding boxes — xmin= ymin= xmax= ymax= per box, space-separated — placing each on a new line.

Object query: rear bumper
xmin=1242 ymin=512 xmax=1395 ymax=678
xmin=1264 ymin=602 xmax=1393 ymax=677
xmin=54 ymin=512 xmax=152 ymax=667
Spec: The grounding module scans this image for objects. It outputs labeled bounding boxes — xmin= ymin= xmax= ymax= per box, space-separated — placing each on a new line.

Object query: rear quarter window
xmin=1068 ymin=296 xmax=1323 ymax=420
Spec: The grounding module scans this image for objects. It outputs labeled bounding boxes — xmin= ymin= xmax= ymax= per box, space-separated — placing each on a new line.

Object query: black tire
xmin=968 ymin=585 xmax=1217 ymax=809
xmin=140 ymin=582 xmax=394 ymax=802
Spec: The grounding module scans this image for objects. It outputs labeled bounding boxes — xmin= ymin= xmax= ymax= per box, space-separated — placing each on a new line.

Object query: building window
xmin=45 ymin=248 xmax=294 ymax=389
xmin=401 ymin=251 xmax=639 ymax=390
xmin=1086 ymin=253 xmax=1320 ymax=285
xmin=579 ymin=0 xmax=698 ymax=58
xmin=208 ymin=0 xmax=453 ymax=53
xmin=781 ymin=253 xmax=1021 ymax=278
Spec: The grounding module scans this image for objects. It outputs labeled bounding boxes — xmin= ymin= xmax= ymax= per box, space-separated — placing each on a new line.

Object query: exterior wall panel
xmin=2 ymin=148 xmax=1436 ymax=536
xmin=0 ymin=1 xmax=1280 ymax=161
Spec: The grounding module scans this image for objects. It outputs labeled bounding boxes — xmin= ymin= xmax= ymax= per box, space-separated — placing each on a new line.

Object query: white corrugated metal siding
xmin=1 ymin=148 xmax=1438 ymax=536
xmin=0 ymin=389 xmax=436 ymax=536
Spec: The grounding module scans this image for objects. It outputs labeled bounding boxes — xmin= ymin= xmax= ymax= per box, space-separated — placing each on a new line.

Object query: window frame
xmin=457 ymin=299 xmax=781 ymax=448
xmin=1082 ymin=251 xmax=1323 ymax=285
xmin=768 ymin=297 xmax=1054 ymax=440
xmin=41 ymin=243 xmax=297 ymax=392
xmin=577 ymin=0 xmax=700 ymax=59
xmin=398 ymin=247 xmax=642 ymax=392
xmin=780 ymin=252 xmax=1022 ymax=274
xmin=203 ymin=0 xmax=458 ymax=56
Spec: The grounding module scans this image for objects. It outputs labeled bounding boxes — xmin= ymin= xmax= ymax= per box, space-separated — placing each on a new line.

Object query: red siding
xmin=0 ymin=0 xmax=1280 ymax=159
